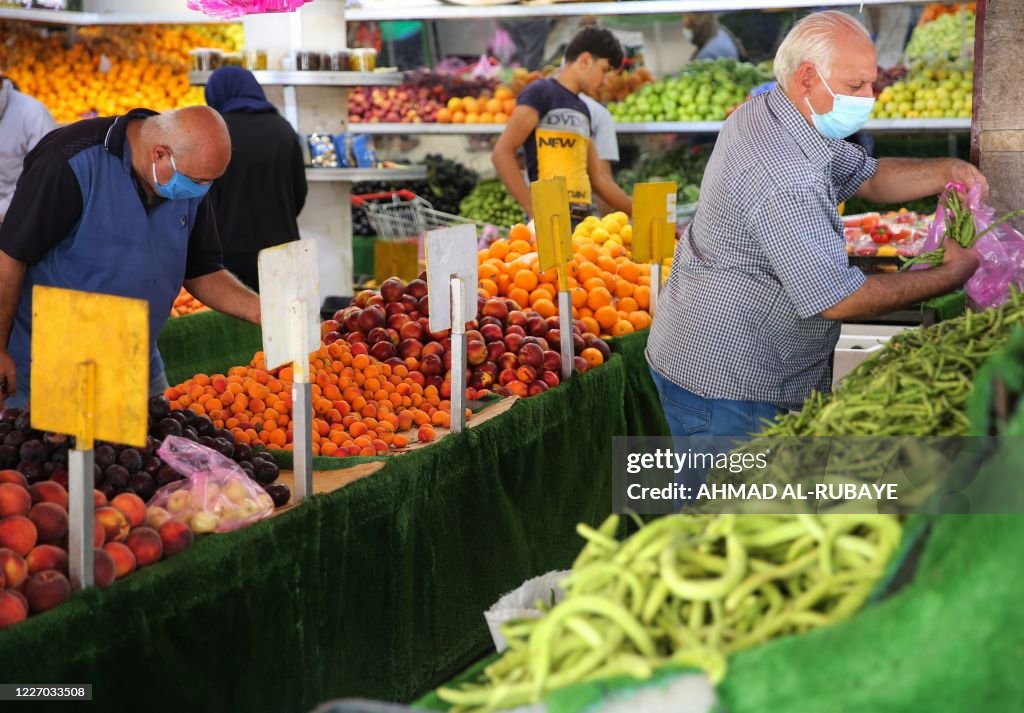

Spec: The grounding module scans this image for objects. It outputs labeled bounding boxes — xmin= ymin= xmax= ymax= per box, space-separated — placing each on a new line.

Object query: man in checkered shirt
xmin=647 ymin=11 xmax=984 ymax=449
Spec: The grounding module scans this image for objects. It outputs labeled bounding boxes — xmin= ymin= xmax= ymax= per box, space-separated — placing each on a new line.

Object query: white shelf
xmin=346 ymin=0 xmax=934 ymax=22
xmin=304 ymin=166 xmax=427 ymax=182
xmin=344 ymin=118 xmax=971 ymax=136
xmin=0 ymin=7 xmax=221 ymax=25
xmin=189 ymin=71 xmax=403 ymax=87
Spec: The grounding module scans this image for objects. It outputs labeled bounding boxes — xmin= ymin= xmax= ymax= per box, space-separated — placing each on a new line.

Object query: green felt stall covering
xmin=157 ymin=310 xmax=263 ymax=386
xmin=0 ymin=355 xmax=627 ymax=712
xmin=718 ymin=514 xmax=1024 ymax=713
xmin=609 ymin=330 xmax=670 ymax=437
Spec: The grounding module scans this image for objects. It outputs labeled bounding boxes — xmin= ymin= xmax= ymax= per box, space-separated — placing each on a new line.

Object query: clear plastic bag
xmin=919 ymin=183 xmax=1024 ymax=308
xmin=148 ymin=436 xmax=274 ymax=534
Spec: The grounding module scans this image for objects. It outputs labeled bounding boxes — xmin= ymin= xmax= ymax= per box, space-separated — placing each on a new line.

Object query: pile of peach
xmin=0 ymin=473 xmax=193 ymax=629
xmin=478 ymin=224 xmax=654 ymax=341
xmin=166 ymin=341 xmax=460 ymax=457
xmin=170 ymin=287 xmax=209 ymax=318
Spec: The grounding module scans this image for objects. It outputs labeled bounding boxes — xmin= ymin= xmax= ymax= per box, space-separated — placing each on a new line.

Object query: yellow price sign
xmin=531 ymin=177 xmax=574 ymax=292
xmin=31 ymin=286 xmax=149 ymax=449
xmin=632 ymin=182 xmax=678 ymax=264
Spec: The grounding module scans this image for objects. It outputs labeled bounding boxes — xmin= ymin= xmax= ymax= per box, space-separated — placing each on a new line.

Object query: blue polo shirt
xmin=0 ymin=109 xmax=224 ymax=405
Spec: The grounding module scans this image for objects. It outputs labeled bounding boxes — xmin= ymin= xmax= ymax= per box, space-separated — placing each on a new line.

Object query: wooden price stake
xmin=531 ymin=177 xmax=575 ymax=381
xmin=258 ymin=240 xmax=320 ymax=502
xmin=631 ymin=181 xmax=678 ymax=316
xmin=426 ymin=223 xmax=479 ymax=434
xmin=31 ymin=286 xmax=149 ymax=590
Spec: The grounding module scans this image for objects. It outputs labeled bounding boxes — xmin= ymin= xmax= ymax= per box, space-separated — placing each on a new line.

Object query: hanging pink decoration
xmin=187 ymin=0 xmax=315 ymax=19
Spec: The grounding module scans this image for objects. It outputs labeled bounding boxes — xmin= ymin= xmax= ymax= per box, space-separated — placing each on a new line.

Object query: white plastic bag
xmin=484 ymin=569 xmax=569 ymax=653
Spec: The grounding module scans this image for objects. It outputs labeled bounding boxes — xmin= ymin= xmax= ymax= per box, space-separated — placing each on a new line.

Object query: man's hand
xmin=0 ymin=350 xmax=17 ymax=409
xmin=942 ymin=235 xmax=980 ymax=282
xmin=949 ymin=160 xmax=989 ymax=199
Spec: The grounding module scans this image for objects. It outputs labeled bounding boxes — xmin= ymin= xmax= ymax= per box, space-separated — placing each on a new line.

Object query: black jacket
xmin=209 ymin=112 xmax=307 ymax=289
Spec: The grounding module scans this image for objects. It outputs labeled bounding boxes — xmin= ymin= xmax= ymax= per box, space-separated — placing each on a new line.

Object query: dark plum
xmin=156 ymin=464 xmax=183 ymax=488
xmin=169 ymin=411 xmax=189 ymax=427
xmin=116 ymin=449 xmax=143 ymax=474
xmin=192 ymin=416 xmax=215 ymax=438
xmin=198 ymin=436 xmax=216 ymax=449
xmin=0 ymin=422 xmax=11 ymax=438
xmin=251 ymin=459 xmax=279 ymax=485
xmin=128 ymin=472 xmax=157 ymax=501
xmin=3 ymin=430 xmax=26 ymax=448
xmin=17 ymin=460 xmax=43 ymax=482
xmin=0 ymin=407 xmax=22 ymax=424
xmin=253 ymin=451 xmax=276 ymax=464
xmin=0 ymin=445 xmax=19 ymax=469
xmin=211 ymin=437 xmax=234 ymax=459
xmin=98 ymin=482 xmax=116 ymax=500
xmin=154 ymin=418 xmax=182 ymax=440
xmin=94 ymin=464 xmax=103 ymax=486
xmin=181 ymin=427 xmax=199 ymax=442
xmin=19 ymin=439 xmax=46 ymax=462
xmin=142 ymin=456 xmax=162 ymax=476
xmin=233 ymin=443 xmax=253 ymax=463
xmin=141 ymin=436 xmax=160 ymax=458
xmin=148 ymin=395 xmax=171 ymax=422
xmin=265 ymin=483 xmax=291 ymax=507
xmin=94 ymin=444 xmax=116 ymax=469
xmin=42 ymin=461 xmax=62 ymax=477
xmin=238 ymin=461 xmax=255 ymax=475
xmin=103 ymin=464 xmax=130 ymax=490
xmin=215 ymin=429 xmax=234 ymax=443
xmin=49 ymin=446 xmax=69 ymax=466
xmin=44 ymin=432 xmax=70 ymax=447
xmin=13 ymin=410 xmax=32 ymax=432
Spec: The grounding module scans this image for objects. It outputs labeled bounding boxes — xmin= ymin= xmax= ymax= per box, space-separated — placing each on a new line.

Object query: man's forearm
xmin=0 ymin=251 xmax=26 ymax=349
xmin=184 ymin=270 xmax=261 ymax=324
xmin=492 ymin=150 xmax=534 ymax=218
xmin=822 ymin=265 xmax=969 ymax=321
xmin=855 ymin=157 xmax=956 ymax=204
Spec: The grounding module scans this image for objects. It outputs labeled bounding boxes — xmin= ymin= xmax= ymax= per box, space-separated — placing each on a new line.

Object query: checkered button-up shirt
xmin=646 ymin=87 xmax=877 ymax=411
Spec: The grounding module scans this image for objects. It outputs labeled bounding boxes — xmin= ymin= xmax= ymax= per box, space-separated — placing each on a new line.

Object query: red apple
xmin=398 ymin=339 xmax=423 ymax=359
xmin=499 ymin=368 xmax=518 ymax=386
xmin=405 ymin=280 xmax=427 ymax=299
xmin=417 ymin=296 xmax=430 ymax=316
xmin=345 ymin=332 xmax=367 ymax=345
xmin=546 ymin=316 xmax=561 ymax=330
xmin=369 ymin=341 xmax=397 ymax=361
xmin=573 ymin=333 xmax=586 ymax=355
xmin=478 ymin=316 xmax=503 ymax=330
xmin=528 ymin=380 xmax=549 ymax=396
xmin=320 ymin=319 xmax=341 ymax=336
xmin=357 ymin=306 xmax=386 ymax=333
xmin=421 ymin=354 xmax=444 ymax=377
xmin=323 ymin=331 xmax=342 ymax=345
xmin=380 ymin=277 xmax=406 ymax=303
xmin=367 ymin=327 xmax=390 ymax=345
xmin=350 ymin=342 xmax=369 ymax=356
xmin=422 ymin=342 xmax=445 ymax=359
xmin=516 ymin=365 xmax=537 ymax=383
xmin=387 ymin=313 xmax=411 ymax=331
xmin=574 ymin=356 xmax=590 ymax=373
xmin=546 ymin=329 xmax=561 ymax=349
xmin=526 ymin=315 xmax=549 ymax=338
xmin=505 ymin=325 xmax=526 ymax=338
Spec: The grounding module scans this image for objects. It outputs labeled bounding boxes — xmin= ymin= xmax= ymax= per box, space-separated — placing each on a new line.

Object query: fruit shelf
xmin=188 ymin=71 xmax=404 ymax=87
xmin=343 ymin=118 xmax=971 ymax=136
xmin=346 ymin=0 xmax=935 ymax=22
xmin=0 ymin=7 xmax=221 ymax=24
xmin=304 ymin=166 xmax=427 ymax=182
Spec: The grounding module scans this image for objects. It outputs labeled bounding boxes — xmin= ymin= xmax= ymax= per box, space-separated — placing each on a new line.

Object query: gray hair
xmin=141 ymin=109 xmax=202 ymax=156
xmin=773 ymin=11 xmax=871 ymax=86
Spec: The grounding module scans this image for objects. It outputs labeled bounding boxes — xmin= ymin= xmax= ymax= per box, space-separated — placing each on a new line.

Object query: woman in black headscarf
xmin=205 ymin=66 xmax=307 ymax=292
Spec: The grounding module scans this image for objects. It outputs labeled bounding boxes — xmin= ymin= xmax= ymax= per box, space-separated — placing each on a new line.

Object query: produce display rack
xmin=188 ymin=70 xmax=403 ymax=87
xmin=304 ymin=167 xmax=427 ymax=183
xmin=344 ymin=118 xmax=972 ymax=136
xmin=0 ymin=7 xmax=219 ymax=24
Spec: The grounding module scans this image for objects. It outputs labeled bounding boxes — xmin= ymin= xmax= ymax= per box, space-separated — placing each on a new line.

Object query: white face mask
xmin=683 ymin=28 xmax=694 ymax=43
xmin=804 ymin=66 xmax=875 ymax=140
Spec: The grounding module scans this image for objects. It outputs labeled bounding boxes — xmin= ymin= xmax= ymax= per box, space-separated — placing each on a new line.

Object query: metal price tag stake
xmin=632 ymin=182 xmax=678 ymax=316
xmin=426 ymin=223 xmax=479 ymax=434
xmin=31 ymin=286 xmax=149 ymax=591
xmin=258 ymin=240 xmax=320 ymax=502
xmin=531 ymin=177 xmax=575 ymax=381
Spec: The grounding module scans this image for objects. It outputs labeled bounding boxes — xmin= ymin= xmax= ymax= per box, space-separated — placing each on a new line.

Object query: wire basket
xmin=351 ymin=190 xmax=505 ymax=244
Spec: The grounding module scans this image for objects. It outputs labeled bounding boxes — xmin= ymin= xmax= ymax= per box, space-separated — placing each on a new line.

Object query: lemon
xmin=591 ymin=227 xmax=610 ymax=244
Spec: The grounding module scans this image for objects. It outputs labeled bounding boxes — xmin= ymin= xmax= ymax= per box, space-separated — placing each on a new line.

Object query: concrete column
xmin=974 ymin=0 xmax=1024 ymax=230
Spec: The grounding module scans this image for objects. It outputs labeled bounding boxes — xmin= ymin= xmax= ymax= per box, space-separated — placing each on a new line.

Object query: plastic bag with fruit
xmin=149 ymin=436 xmax=274 ymax=534
xmin=909 ymin=183 xmax=1024 ymax=309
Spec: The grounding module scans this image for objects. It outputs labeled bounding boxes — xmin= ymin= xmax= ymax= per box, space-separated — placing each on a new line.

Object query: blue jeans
xmin=649 ymin=367 xmax=785 ymax=495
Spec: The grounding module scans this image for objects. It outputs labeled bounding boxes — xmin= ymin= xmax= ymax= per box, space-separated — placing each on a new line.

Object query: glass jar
xmin=222 ymin=52 xmax=243 ymax=68
xmin=326 ymin=51 xmax=350 ymax=72
xmin=190 ymin=48 xmax=223 ymax=72
xmin=241 ymin=49 xmax=268 ymax=71
xmin=295 ymin=50 xmax=322 ymax=72
xmin=348 ymin=48 xmax=377 ymax=72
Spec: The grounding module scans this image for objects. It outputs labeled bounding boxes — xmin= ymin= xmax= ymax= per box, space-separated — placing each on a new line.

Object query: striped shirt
xmin=646 ymin=86 xmax=877 ymax=410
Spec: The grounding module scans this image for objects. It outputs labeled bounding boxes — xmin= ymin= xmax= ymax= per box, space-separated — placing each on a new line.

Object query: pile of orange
xmin=170 ymin=287 xmax=209 ymax=318
xmin=166 ymin=341 xmax=464 ymax=457
xmin=478 ymin=223 xmax=655 ymax=340
xmin=437 ymin=86 xmax=515 ymax=125
xmin=0 ymin=22 xmax=239 ymax=123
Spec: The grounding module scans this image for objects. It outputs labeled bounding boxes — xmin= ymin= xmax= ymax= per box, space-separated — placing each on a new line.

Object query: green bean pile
xmin=438 ymin=512 xmax=902 ymax=712
xmin=767 ymin=293 xmax=1024 ymax=438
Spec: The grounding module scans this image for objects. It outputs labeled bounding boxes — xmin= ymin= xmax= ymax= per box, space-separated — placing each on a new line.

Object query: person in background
xmin=684 ymin=13 xmax=747 ymax=62
xmin=381 ymin=21 xmax=425 ymax=71
xmin=646 ymin=12 xmax=983 ymax=477
xmin=578 ymin=92 xmax=621 ymax=217
xmin=204 ymin=67 xmax=307 ymax=292
xmin=497 ymin=19 xmax=554 ymax=71
xmin=492 ymin=26 xmax=632 ymax=226
xmin=0 ymin=105 xmax=261 ymax=408
xmin=0 ymin=68 xmax=56 ymax=225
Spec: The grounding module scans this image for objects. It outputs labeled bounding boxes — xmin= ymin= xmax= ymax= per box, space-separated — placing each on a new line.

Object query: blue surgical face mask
xmin=804 ymin=67 xmax=875 ymax=140
xmin=151 ymin=153 xmax=211 ymax=200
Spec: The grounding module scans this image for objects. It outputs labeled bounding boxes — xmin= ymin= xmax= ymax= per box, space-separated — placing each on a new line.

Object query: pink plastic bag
xmin=148 ymin=436 xmax=273 ymax=534
xmin=918 ymin=183 xmax=1024 ymax=309
xmin=187 ymin=0 xmax=313 ymax=19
